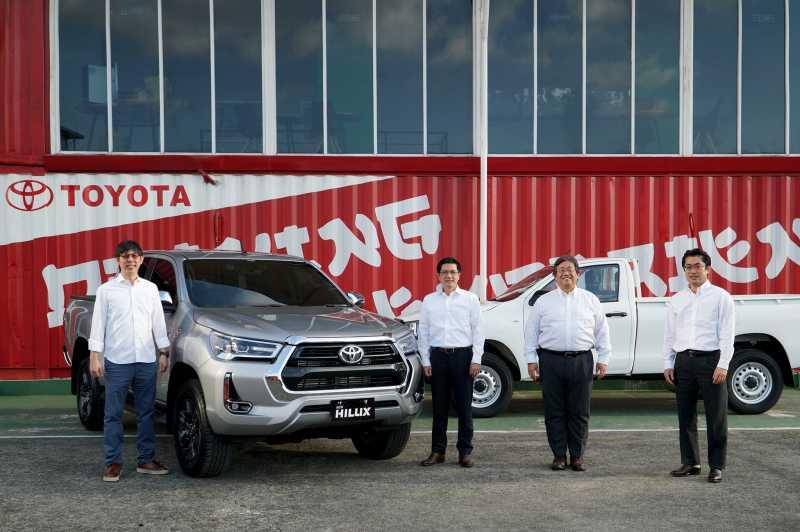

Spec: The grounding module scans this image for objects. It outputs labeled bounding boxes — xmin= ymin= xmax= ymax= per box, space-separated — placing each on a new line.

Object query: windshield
xmin=490 ymin=266 xmax=554 ymax=302
xmin=184 ymin=259 xmax=349 ymax=308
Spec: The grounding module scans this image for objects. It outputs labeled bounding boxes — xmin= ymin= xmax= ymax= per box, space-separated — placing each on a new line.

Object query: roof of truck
xmin=145 ymin=250 xmax=305 ymax=261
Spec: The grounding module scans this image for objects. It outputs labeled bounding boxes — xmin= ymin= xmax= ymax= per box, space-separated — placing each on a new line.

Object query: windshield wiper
xmin=324 ymin=303 xmax=350 ymax=307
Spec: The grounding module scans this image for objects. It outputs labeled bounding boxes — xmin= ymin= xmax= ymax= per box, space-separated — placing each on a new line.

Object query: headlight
xmin=395 ymin=332 xmax=418 ymax=356
xmin=210 ymin=332 xmax=282 ymax=361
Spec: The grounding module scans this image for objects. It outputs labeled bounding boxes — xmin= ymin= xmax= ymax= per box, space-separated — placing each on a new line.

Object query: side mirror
xmin=529 ymin=290 xmax=549 ymax=306
xmin=159 ymin=291 xmax=175 ymax=312
xmin=347 ymin=291 xmax=365 ymax=307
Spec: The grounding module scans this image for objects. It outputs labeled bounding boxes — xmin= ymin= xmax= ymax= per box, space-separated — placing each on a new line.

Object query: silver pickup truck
xmin=64 ymin=251 xmax=424 ymax=477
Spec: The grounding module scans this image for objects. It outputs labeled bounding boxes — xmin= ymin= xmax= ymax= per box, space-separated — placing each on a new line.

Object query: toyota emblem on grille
xmin=338 ymin=344 xmax=365 ymax=364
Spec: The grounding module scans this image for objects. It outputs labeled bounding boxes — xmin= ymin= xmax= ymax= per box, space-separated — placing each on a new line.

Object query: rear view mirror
xmin=159 ymin=290 xmax=175 ymax=312
xmin=347 ymin=291 xmax=365 ymax=307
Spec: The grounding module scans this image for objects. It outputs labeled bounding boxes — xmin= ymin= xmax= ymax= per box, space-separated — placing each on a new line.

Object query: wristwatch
xmin=159 ymin=351 xmax=169 ymax=358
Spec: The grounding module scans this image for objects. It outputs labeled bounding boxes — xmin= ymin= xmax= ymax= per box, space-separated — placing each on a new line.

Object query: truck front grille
xmin=282 ymin=342 xmax=407 ymax=391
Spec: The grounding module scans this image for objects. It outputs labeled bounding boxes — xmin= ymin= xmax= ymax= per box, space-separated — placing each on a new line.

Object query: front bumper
xmin=197 ymin=340 xmax=424 ymax=437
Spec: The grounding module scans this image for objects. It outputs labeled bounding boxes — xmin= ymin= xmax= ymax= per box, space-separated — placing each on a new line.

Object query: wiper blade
xmin=324 ymin=303 xmax=350 ymax=307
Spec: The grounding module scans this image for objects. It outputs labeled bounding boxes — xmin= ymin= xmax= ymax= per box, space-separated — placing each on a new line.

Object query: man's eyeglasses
xmin=556 ymin=268 xmax=577 ymax=275
xmin=683 ymin=263 xmax=706 ymax=271
xmin=438 ymin=270 xmax=460 ymax=276
xmin=119 ymin=253 xmax=141 ymax=259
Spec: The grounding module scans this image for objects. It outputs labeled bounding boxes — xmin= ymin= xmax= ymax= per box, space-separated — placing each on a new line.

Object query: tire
xmin=727 ymin=349 xmax=784 ymax=415
xmin=76 ymin=358 xmax=104 ymax=431
xmin=471 ymin=352 xmax=513 ymax=418
xmin=352 ymin=423 xmax=411 ymax=460
xmin=172 ymin=379 xmax=232 ymax=477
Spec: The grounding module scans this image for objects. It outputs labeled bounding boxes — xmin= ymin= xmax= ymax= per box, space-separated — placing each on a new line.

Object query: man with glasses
xmin=418 ymin=257 xmax=484 ymax=468
xmin=525 ymin=255 xmax=611 ymax=472
xmin=663 ymin=248 xmax=734 ymax=483
xmin=89 ymin=240 xmax=170 ymax=482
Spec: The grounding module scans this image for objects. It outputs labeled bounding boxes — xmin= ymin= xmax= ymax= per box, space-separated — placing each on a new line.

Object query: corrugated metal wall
xmin=1 ymin=172 xmax=798 ymax=378
xmin=0 ymin=0 xmax=48 ymax=165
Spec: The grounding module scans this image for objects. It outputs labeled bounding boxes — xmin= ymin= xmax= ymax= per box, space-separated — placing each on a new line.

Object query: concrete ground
xmin=0 ymin=388 xmax=798 ymax=531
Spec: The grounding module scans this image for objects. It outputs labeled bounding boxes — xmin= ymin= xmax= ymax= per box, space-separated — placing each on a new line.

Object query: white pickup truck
xmin=408 ymin=258 xmax=800 ymax=418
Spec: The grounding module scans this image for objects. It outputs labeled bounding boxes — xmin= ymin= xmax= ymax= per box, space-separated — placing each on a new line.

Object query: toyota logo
xmin=6 ymin=179 xmax=54 ymax=212
xmin=338 ymin=344 xmax=365 ymax=365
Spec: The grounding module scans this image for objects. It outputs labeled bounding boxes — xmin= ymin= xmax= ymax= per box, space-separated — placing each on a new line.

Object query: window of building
xmin=635 ymin=0 xmax=680 ymax=154
xmin=58 ymin=0 xmax=108 ymax=152
xmin=427 ymin=0 xmax=473 ymax=154
xmin=537 ymin=0 xmax=582 ymax=154
xmin=54 ymin=0 xmax=800 ymax=156
xmin=214 ymin=0 xmax=263 ymax=153
xmin=488 ymin=0 xmax=534 ymax=154
xmin=110 ymin=0 xmax=161 ymax=152
xmin=742 ymin=0 xmax=785 ymax=154
xmin=792 ymin=0 xmax=800 ymax=153
xmin=377 ymin=0 xmax=423 ymax=154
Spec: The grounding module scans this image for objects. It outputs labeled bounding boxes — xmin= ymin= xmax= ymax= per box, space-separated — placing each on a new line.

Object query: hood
xmin=193 ymin=305 xmax=406 ymax=343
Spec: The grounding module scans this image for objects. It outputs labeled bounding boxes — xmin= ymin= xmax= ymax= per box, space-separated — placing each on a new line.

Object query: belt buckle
xmin=564 ymin=351 xmax=578 ymax=357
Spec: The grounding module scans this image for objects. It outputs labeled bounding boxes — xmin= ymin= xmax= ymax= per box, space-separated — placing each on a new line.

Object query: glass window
xmin=578 ymin=265 xmax=620 ymax=303
xmin=58 ymin=0 xmax=108 ymax=152
xmin=163 ymin=0 xmax=211 ymax=152
xmin=793 ymin=2 xmax=800 ymax=153
xmin=587 ymin=0 xmax=631 ymax=154
xmin=694 ymin=0 xmax=738 ymax=154
xmin=327 ymin=0 xmax=373 ymax=154
xmin=214 ymin=0 xmax=262 ymax=153
xmin=110 ymin=0 xmax=160 ymax=152
xmin=148 ymin=259 xmax=178 ymax=304
xmin=276 ymin=0 xmax=323 ymax=153
xmin=742 ymin=0 xmax=785 ymax=154
xmin=184 ymin=260 xmax=349 ymax=308
xmin=377 ymin=0 xmax=423 ymax=154
xmin=635 ymin=0 xmax=680 ymax=154
xmin=489 ymin=0 xmax=533 ymax=154
xmin=537 ymin=0 xmax=582 ymax=154
xmin=427 ymin=0 xmax=473 ymax=154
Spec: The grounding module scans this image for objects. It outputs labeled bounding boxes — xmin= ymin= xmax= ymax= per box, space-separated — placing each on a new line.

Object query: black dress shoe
xmin=420 ymin=452 xmax=445 ymax=466
xmin=670 ymin=464 xmax=701 ymax=477
xmin=569 ymin=457 xmax=587 ymax=472
xmin=458 ymin=454 xmax=474 ymax=468
xmin=708 ymin=468 xmax=723 ymax=483
xmin=551 ymin=457 xmax=567 ymax=471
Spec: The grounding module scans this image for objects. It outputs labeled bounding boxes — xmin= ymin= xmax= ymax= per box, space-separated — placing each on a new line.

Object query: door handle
xmin=605 ymin=312 xmax=628 ymax=318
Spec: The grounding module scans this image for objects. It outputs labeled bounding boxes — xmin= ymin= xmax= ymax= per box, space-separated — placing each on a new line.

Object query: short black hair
xmin=553 ymin=255 xmax=579 ymax=271
xmin=436 ymin=257 xmax=461 ymax=273
xmin=681 ymin=248 xmax=711 ymax=269
xmin=115 ymin=240 xmax=143 ymax=257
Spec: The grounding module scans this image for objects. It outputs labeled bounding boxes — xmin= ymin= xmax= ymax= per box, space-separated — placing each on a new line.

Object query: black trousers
xmin=539 ymin=350 xmax=594 ymax=459
xmin=430 ymin=347 xmax=474 ymax=456
xmin=675 ymin=351 xmax=728 ymax=469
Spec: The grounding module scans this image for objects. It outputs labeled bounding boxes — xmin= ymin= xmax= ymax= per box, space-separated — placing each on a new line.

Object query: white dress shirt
xmin=524 ymin=287 xmax=612 ymax=365
xmin=418 ymin=287 xmax=484 ymax=366
xmin=89 ymin=274 xmax=170 ymax=364
xmin=663 ymin=280 xmax=735 ymax=371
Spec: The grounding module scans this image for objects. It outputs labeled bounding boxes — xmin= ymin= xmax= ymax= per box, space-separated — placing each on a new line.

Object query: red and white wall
xmin=1 ymin=171 xmax=798 ymax=379
xmin=0 ymin=1 xmax=798 ymax=378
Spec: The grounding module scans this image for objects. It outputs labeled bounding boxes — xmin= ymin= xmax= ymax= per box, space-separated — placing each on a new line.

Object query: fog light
xmin=223 ymin=372 xmax=253 ymax=415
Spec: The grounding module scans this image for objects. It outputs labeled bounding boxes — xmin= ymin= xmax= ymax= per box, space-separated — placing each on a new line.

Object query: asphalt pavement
xmin=0 ymin=389 xmax=798 ymax=531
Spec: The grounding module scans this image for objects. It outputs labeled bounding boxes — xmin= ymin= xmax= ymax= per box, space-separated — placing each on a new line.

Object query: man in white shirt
xmin=663 ymin=248 xmax=734 ymax=484
xmin=89 ymin=240 xmax=170 ymax=482
xmin=525 ymin=255 xmax=611 ymax=472
xmin=418 ymin=257 xmax=484 ymax=468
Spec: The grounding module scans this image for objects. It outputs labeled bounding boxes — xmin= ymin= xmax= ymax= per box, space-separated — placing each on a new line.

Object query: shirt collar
xmin=557 ymin=286 xmax=577 ymax=298
xmin=114 ymin=273 xmax=141 ymax=286
xmin=437 ymin=285 xmax=461 ymax=297
xmin=689 ymin=279 xmax=712 ymax=295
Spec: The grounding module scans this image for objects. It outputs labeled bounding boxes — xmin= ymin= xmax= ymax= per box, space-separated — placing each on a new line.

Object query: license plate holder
xmin=331 ymin=398 xmax=375 ymax=422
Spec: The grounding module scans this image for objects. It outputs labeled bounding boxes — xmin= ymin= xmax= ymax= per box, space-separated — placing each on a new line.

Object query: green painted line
xmin=0 ymin=379 xmax=70 ymax=396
